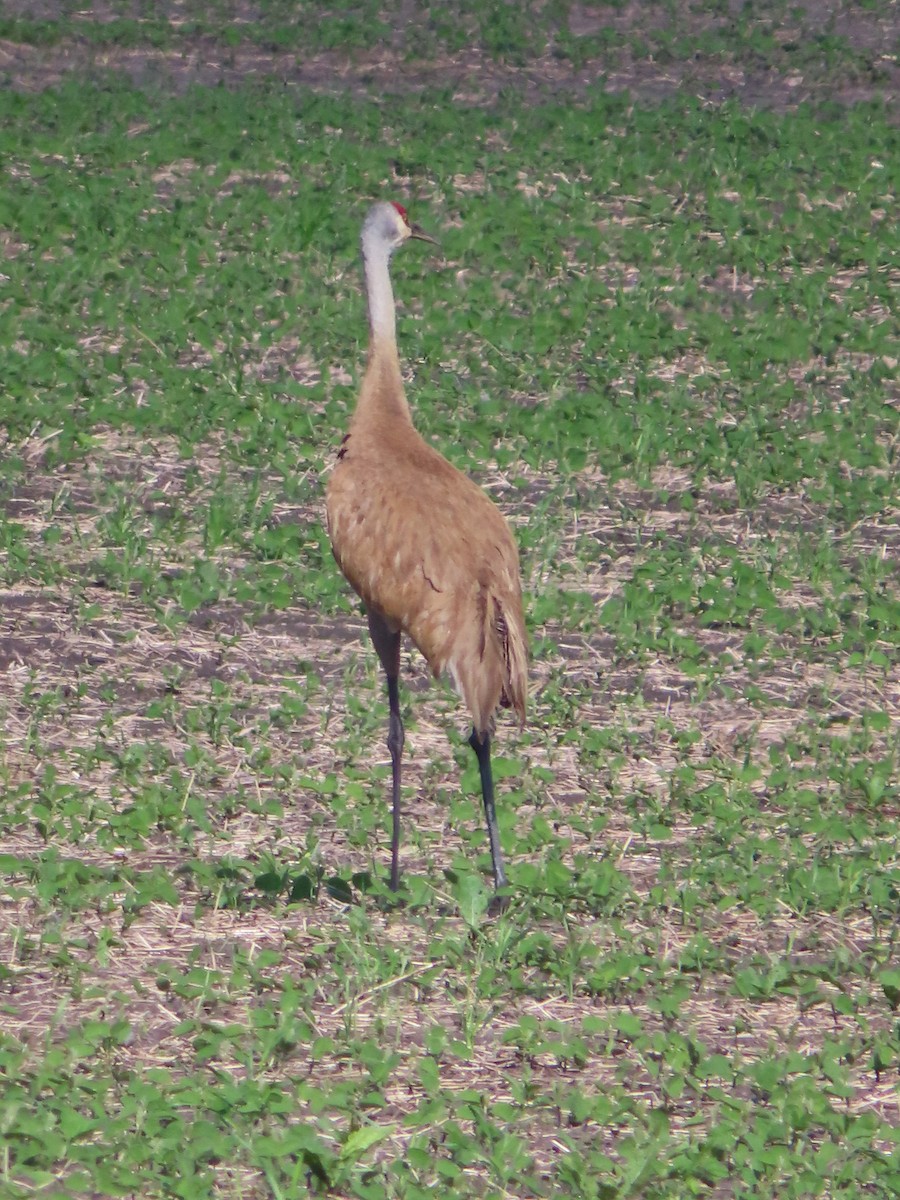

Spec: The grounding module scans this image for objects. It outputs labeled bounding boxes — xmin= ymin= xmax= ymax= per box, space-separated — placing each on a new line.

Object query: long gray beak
xmin=409 ymin=222 xmax=439 ymax=246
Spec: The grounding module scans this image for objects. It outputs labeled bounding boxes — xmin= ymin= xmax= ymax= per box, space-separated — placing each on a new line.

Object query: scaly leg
xmin=468 ymin=727 xmax=509 ymax=896
xmin=367 ymin=610 xmax=404 ymax=891
xmin=385 ymin=673 xmax=404 ymax=891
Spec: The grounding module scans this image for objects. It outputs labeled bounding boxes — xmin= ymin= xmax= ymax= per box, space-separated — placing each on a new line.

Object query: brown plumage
xmin=325 ymin=201 xmax=527 ymax=902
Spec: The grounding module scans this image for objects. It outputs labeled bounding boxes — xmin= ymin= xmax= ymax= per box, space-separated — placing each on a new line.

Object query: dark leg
xmin=367 ymin=611 xmax=404 ymax=891
xmin=468 ymin=727 xmax=509 ymax=896
xmin=385 ymin=673 xmax=404 ymax=891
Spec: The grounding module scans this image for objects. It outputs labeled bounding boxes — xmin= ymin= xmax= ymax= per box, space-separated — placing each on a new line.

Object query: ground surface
xmin=1 ymin=3 xmax=898 ymax=1199
xmin=1 ymin=0 xmax=898 ymax=107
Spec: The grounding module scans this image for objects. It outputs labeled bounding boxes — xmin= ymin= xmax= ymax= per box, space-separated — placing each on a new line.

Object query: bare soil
xmin=0 ymin=1 xmax=897 ymax=110
xmin=3 ymin=434 xmax=898 ymax=1144
xmin=1 ymin=6 xmax=898 ymax=1190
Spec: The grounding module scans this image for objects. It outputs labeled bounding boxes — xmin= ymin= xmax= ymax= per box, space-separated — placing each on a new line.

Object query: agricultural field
xmin=0 ymin=2 xmax=898 ymax=1197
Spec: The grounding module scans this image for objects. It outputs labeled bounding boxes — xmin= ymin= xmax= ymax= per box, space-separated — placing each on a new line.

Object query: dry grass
xmin=3 ymin=430 xmax=897 ymax=1189
xmin=0 ymin=9 xmax=897 ymax=1186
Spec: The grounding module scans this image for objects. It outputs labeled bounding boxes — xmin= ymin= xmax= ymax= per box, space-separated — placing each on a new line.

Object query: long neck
xmin=357 ymin=230 xmax=412 ymax=426
xmin=362 ymin=232 xmax=397 ymax=349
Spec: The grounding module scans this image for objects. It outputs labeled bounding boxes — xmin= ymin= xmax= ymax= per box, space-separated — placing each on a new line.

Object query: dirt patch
xmin=1 ymin=10 xmax=897 ymax=1185
xmin=3 ymin=429 xmax=897 ymax=866
xmin=0 ymin=1 xmax=897 ymax=109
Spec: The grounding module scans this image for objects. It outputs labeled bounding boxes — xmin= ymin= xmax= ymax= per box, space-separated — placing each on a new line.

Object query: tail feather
xmin=417 ymin=576 xmax=528 ymax=740
xmin=494 ymin=594 xmax=528 ymax=727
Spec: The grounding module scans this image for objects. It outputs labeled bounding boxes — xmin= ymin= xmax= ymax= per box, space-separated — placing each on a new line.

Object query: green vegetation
xmin=0 ymin=3 xmax=898 ymax=1198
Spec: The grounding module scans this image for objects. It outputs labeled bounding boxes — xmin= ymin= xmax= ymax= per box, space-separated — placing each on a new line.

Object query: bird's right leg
xmin=367 ymin=610 xmax=404 ymax=892
xmin=468 ymin=727 xmax=510 ymax=900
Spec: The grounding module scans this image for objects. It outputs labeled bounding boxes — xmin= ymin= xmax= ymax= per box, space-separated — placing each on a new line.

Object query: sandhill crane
xmin=325 ymin=201 xmax=527 ymax=906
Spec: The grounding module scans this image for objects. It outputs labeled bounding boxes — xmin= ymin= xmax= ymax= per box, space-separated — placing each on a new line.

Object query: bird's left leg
xmin=468 ymin=727 xmax=509 ymax=898
xmin=367 ymin=609 xmax=404 ymax=891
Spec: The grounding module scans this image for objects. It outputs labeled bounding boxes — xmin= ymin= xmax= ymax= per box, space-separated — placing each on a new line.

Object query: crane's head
xmin=362 ymin=201 xmax=438 ymax=257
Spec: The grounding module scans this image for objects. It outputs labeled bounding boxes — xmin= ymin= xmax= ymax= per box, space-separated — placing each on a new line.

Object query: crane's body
xmin=325 ymin=202 xmax=527 ymax=902
xmin=326 ymin=386 xmax=527 ymax=739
